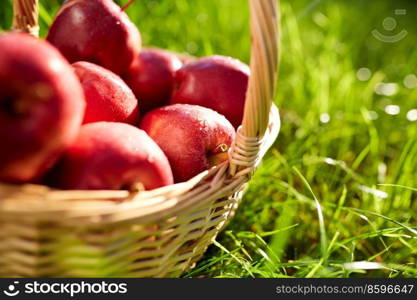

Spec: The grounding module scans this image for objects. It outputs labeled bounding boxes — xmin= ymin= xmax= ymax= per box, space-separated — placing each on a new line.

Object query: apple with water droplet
xmin=48 ymin=122 xmax=174 ymax=190
xmin=0 ymin=33 xmax=85 ymax=183
xmin=73 ymin=61 xmax=139 ymax=124
xmin=47 ymin=0 xmax=141 ymax=75
xmin=124 ymin=48 xmax=182 ymax=113
xmin=140 ymin=104 xmax=235 ymax=182
xmin=171 ymin=55 xmax=249 ymax=128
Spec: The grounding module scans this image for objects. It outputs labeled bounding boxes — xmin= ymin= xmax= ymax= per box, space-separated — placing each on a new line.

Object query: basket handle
xmin=12 ymin=0 xmax=39 ymax=36
xmin=229 ymin=0 xmax=280 ymax=177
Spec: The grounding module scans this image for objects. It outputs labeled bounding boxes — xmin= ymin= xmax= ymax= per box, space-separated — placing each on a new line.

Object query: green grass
xmin=1 ymin=0 xmax=416 ymax=278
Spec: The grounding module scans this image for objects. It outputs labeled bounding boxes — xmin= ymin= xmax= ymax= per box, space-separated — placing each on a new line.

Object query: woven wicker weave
xmin=0 ymin=0 xmax=281 ymax=277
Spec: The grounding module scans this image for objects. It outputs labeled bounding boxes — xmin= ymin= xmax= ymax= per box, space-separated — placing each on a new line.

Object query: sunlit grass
xmin=1 ymin=0 xmax=416 ymax=278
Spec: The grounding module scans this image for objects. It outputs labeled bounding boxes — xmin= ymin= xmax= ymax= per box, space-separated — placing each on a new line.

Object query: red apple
xmin=0 ymin=33 xmax=85 ymax=183
xmin=140 ymin=104 xmax=235 ymax=183
xmin=171 ymin=55 xmax=250 ymax=128
xmin=49 ymin=122 xmax=173 ymax=190
xmin=124 ymin=48 xmax=182 ymax=113
xmin=73 ymin=61 xmax=139 ymax=124
xmin=47 ymin=0 xmax=141 ymax=75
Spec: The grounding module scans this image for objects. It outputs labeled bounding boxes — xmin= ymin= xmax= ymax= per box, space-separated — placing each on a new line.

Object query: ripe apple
xmin=140 ymin=104 xmax=235 ymax=183
xmin=124 ymin=48 xmax=182 ymax=113
xmin=49 ymin=122 xmax=174 ymax=190
xmin=0 ymin=33 xmax=85 ymax=183
xmin=73 ymin=61 xmax=139 ymax=124
xmin=47 ymin=0 xmax=141 ymax=75
xmin=171 ymin=55 xmax=250 ymax=129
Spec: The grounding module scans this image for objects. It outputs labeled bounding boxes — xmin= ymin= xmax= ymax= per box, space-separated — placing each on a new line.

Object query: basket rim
xmin=0 ymin=105 xmax=280 ymax=225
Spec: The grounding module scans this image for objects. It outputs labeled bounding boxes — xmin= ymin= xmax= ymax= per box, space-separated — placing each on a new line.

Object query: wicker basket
xmin=0 ymin=0 xmax=280 ymax=277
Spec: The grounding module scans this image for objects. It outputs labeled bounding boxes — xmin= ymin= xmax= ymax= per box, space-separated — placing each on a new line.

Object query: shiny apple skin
xmin=0 ymin=33 xmax=86 ymax=183
xmin=140 ymin=104 xmax=235 ymax=183
xmin=47 ymin=0 xmax=141 ymax=75
xmin=49 ymin=122 xmax=174 ymax=190
xmin=124 ymin=48 xmax=182 ymax=113
xmin=171 ymin=55 xmax=249 ymax=128
xmin=73 ymin=61 xmax=139 ymax=124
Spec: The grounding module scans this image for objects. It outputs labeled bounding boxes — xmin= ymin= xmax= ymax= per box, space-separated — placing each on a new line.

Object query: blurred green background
xmin=1 ymin=0 xmax=416 ymax=277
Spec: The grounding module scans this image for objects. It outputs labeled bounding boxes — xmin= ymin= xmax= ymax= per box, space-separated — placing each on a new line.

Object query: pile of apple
xmin=0 ymin=0 xmax=250 ymax=191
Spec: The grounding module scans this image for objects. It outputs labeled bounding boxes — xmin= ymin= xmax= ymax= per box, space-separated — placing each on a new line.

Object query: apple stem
xmin=208 ymin=152 xmax=229 ymax=167
xmin=121 ymin=0 xmax=137 ymax=11
xmin=128 ymin=182 xmax=145 ymax=193
xmin=213 ymin=144 xmax=228 ymax=154
xmin=208 ymin=144 xmax=230 ymax=167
